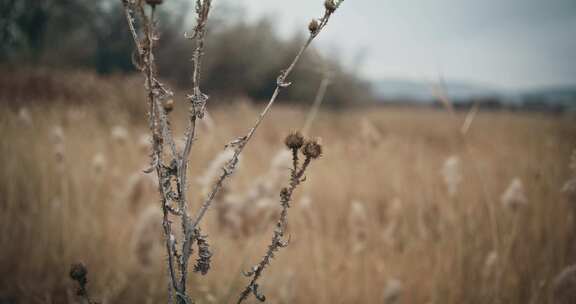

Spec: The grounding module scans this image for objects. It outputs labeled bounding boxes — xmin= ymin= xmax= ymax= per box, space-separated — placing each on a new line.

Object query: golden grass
xmin=1 ymin=99 xmax=575 ymax=303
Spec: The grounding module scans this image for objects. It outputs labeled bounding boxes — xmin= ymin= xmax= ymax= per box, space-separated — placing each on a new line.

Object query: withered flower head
xmin=285 ymin=132 xmax=304 ymax=150
xmin=302 ymin=140 xmax=322 ymax=159
xmin=308 ymin=19 xmax=320 ymax=33
xmin=324 ymin=0 xmax=338 ymax=13
xmin=69 ymin=263 xmax=88 ymax=285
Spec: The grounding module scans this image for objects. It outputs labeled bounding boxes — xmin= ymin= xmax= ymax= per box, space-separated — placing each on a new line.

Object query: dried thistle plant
xmin=121 ymin=1 xmax=215 ymax=302
xmin=69 ymin=263 xmax=97 ymax=304
xmin=206 ymin=67 xmax=333 ymax=237
xmin=237 ymin=133 xmax=322 ymax=303
xmin=119 ymin=0 xmax=343 ymax=302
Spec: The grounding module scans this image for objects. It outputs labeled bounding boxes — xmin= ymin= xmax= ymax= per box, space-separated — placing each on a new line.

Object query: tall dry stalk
xmin=119 ymin=0 xmax=345 ymax=303
xmin=237 ymin=133 xmax=322 ymax=303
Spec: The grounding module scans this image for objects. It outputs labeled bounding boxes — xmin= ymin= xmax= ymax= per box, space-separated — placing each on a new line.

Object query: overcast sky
xmin=223 ymin=0 xmax=576 ymax=90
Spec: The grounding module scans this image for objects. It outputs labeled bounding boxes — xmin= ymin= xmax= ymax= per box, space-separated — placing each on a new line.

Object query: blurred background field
xmin=1 ymin=70 xmax=575 ymax=303
xmin=2 ymin=0 xmax=576 ymax=303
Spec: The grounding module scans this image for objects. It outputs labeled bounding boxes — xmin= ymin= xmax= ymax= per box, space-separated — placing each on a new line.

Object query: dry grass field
xmin=1 ymin=72 xmax=576 ymax=303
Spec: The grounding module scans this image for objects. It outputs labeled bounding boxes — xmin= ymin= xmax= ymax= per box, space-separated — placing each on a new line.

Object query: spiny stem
xmin=190 ymin=5 xmax=337 ymax=232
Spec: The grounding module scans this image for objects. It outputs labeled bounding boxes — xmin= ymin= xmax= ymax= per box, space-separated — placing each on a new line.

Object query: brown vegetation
xmin=1 ymin=72 xmax=575 ymax=302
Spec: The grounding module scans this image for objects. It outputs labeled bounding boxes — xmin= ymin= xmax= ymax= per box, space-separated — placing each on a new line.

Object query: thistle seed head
xmin=285 ymin=132 xmax=304 ymax=150
xmin=302 ymin=140 xmax=322 ymax=159
xmin=324 ymin=0 xmax=338 ymax=13
xmin=69 ymin=263 xmax=88 ymax=285
xmin=308 ymin=19 xmax=320 ymax=34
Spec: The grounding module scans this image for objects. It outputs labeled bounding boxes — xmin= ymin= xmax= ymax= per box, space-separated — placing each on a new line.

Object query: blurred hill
xmin=373 ymin=79 xmax=501 ymax=103
xmin=373 ymin=79 xmax=576 ymax=112
xmin=0 ymin=0 xmax=372 ymax=107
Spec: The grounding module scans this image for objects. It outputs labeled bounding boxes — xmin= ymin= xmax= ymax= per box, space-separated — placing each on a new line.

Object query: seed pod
xmin=324 ymin=0 xmax=337 ymax=13
xmin=285 ymin=132 xmax=304 ymax=150
xmin=308 ymin=19 xmax=320 ymax=34
xmin=69 ymin=263 xmax=88 ymax=285
xmin=302 ymin=140 xmax=322 ymax=159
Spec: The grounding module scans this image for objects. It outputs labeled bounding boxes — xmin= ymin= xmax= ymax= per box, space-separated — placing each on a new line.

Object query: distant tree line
xmin=0 ymin=0 xmax=371 ymax=106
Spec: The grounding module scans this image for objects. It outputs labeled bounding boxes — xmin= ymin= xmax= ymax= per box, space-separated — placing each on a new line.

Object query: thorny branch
xmin=121 ymin=0 xmax=213 ymax=303
xmin=120 ymin=0 xmax=343 ymax=302
xmin=177 ymin=0 xmax=212 ymax=295
xmin=237 ymin=134 xmax=322 ymax=304
xmin=189 ymin=0 xmax=344 ymax=233
xmin=122 ymin=2 xmax=181 ymax=301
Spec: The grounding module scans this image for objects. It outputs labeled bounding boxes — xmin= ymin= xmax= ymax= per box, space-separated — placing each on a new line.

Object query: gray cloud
xmin=227 ymin=0 xmax=576 ymax=89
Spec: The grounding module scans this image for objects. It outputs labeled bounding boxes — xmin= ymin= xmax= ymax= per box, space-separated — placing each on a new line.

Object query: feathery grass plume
xmin=218 ymin=196 xmax=276 ymax=237
xmin=66 ymin=107 xmax=87 ymax=122
xmin=17 ymin=107 xmax=33 ymax=126
xmin=215 ymin=149 xmax=291 ymax=237
xmin=348 ymin=200 xmax=369 ymax=253
xmin=382 ymin=220 xmax=399 ymax=249
xmin=247 ymin=149 xmax=292 ymax=197
xmin=49 ymin=125 xmax=66 ymax=170
xmin=481 ymin=250 xmax=499 ymax=279
xmin=418 ymin=203 xmax=442 ymax=241
xmin=125 ymin=170 xmax=158 ymax=213
xmin=203 ymin=147 xmax=290 ymax=236
xmin=197 ymin=149 xmax=238 ymax=197
xmin=50 ymin=197 xmax=62 ymax=211
xmin=53 ymin=142 xmax=66 ymax=166
xmin=137 ymin=133 xmax=151 ymax=154
xmin=562 ymin=178 xmax=576 ymax=203
xmin=277 ymin=270 xmax=296 ymax=303
xmin=431 ymin=77 xmax=455 ymax=116
xmin=552 ymin=265 xmax=576 ymax=304
xmin=382 ymin=198 xmax=403 ymax=248
xmin=460 ymin=101 xmax=479 ymax=135
xmin=500 ymin=178 xmax=528 ymax=210
xmin=299 ymin=194 xmax=312 ymax=210
xmin=237 ymin=135 xmax=322 ymax=304
xmin=382 ymin=278 xmax=403 ymax=304
xmin=91 ymin=153 xmax=106 ymax=175
xmin=570 ymin=149 xmax=576 ymax=174
xmin=131 ymin=205 xmax=164 ymax=269
xmin=562 ymin=148 xmax=576 ymax=205
xmin=388 ymin=197 xmax=403 ymax=219
xmin=111 ymin=125 xmax=129 ymax=144
xmin=441 ymin=155 xmax=462 ymax=197
xmin=297 ymin=194 xmax=315 ymax=228
xmin=213 ymin=195 xmax=245 ymax=237
xmin=302 ymin=70 xmax=331 ymax=135
xmin=360 ymin=117 xmax=383 ymax=147
xmin=50 ymin=125 xmax=65 ymax=145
